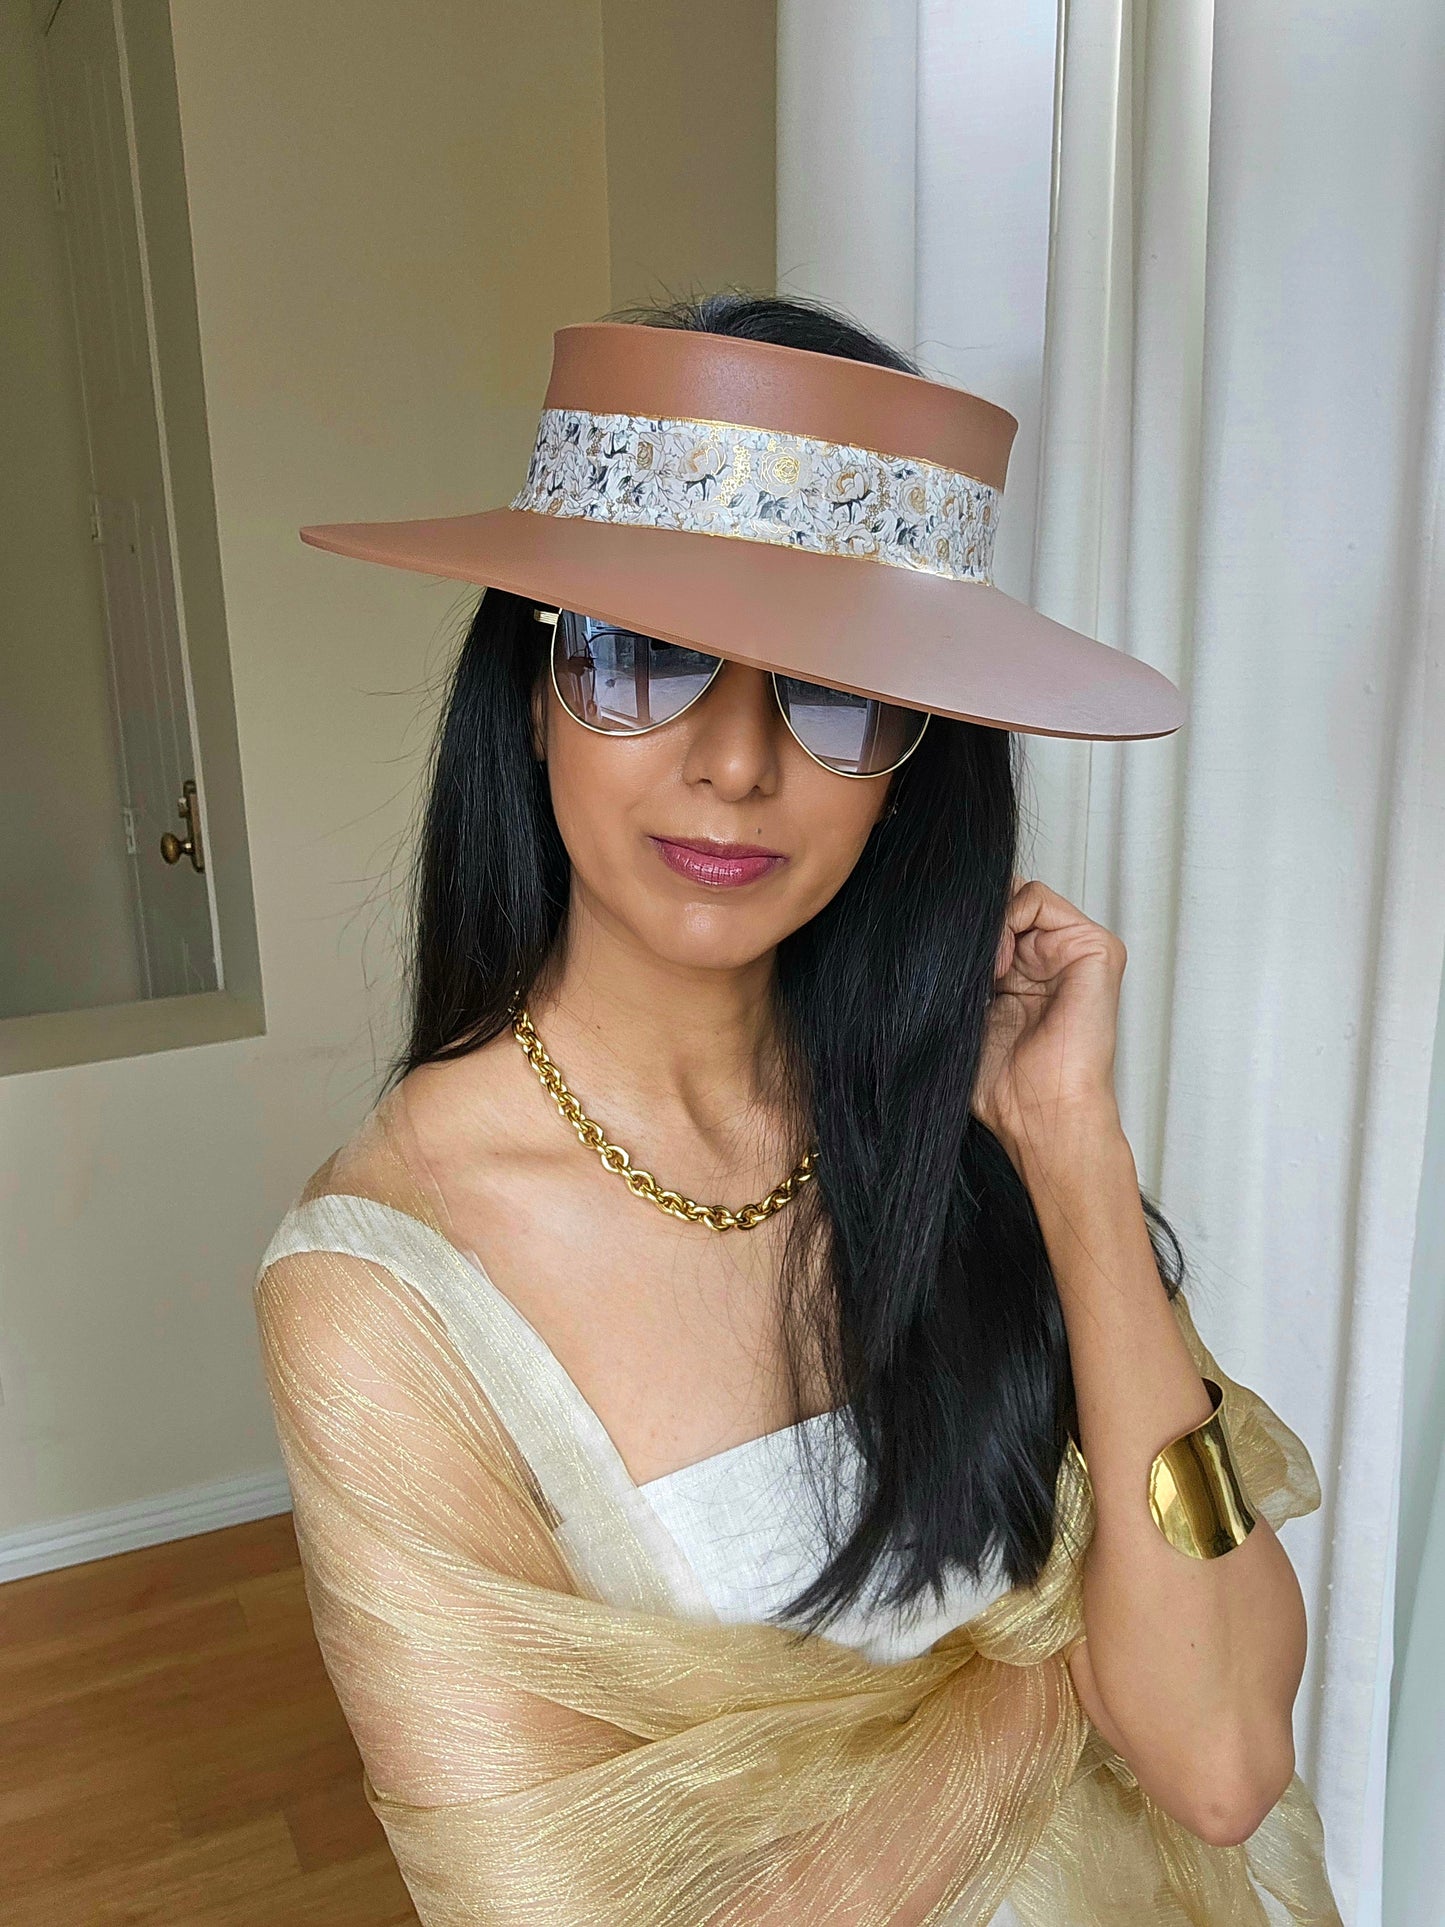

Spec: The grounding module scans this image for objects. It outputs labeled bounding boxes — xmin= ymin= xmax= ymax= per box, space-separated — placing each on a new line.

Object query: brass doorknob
xmin=160 ymin=778 xmax=205 ymax=874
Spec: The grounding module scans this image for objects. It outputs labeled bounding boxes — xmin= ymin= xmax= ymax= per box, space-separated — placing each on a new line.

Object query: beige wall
xmin=0 ymin=0 xmax=774 ymax=1542
xmin=602 ymin=0 xmax=777 ymax=312
xmin=0 ymin=0 xmax=141 ymax=1020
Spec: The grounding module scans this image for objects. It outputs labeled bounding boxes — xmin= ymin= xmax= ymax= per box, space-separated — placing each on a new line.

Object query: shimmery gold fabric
xmin=253 ymin=1088 xmax=1343 ymax=1925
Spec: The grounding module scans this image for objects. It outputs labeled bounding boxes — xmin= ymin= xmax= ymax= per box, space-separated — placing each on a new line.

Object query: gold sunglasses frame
xmin=531 ymin=607 xmax=930 ymax=780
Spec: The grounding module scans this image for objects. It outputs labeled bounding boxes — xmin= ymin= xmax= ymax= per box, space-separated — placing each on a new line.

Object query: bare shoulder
xmin=391 ymin=1028 xmax=558 ymax=1200
xmin=386 ymin=1031 xmax=617 ymax=1348
xmin=281 ymin=1034 xmax=526 ymax=1229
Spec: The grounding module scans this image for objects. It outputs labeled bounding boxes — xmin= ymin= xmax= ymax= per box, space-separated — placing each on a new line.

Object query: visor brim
xmin=298 ymin=507 xmax=1185 ymax=742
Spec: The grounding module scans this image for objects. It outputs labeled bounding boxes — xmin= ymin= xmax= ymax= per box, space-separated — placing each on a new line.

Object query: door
xmin=43 ymin=0 xmax=218 ymax=998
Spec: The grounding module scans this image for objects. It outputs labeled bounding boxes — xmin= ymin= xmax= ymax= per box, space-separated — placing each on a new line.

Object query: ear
xmin=529 ymin=675 xmax=548 ymax=763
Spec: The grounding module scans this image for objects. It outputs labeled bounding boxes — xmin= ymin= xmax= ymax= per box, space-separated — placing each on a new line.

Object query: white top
xmin=635 ymin=1408 xmax=1014 ymax=1665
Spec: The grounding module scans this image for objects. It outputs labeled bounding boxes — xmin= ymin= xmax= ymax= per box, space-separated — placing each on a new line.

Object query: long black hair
xmin=385 ymin=289 xmax=1188 ymax=1636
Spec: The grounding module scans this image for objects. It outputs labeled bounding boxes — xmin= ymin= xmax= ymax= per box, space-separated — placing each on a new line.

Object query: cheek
xmin=785 ymin=767 xmax=888 ymax=901
xmin=543 ymin=710 xmax=695 ymax=933
xmin=544 ymin=726 xmax=649 ymax=886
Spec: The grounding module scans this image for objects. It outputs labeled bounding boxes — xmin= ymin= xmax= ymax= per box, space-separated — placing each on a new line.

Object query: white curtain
xmin=1386 ymin=953 xmax=1445 ymax=1918
xmin=777 ymin=4 xmax=1445 ymax=1922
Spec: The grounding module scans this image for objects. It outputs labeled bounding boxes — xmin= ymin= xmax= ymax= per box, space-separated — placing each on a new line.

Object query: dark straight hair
xmin=385 ymin=289 xmax=1188 ymax=1636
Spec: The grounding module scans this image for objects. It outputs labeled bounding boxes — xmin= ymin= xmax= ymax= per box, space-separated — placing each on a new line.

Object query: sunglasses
xmin=532 ymin=607 xmax=930 ymax=779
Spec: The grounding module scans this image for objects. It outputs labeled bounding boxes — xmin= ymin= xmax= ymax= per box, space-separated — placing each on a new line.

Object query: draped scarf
xmin=252 ymin=1088 xmax=1343 ymax=1925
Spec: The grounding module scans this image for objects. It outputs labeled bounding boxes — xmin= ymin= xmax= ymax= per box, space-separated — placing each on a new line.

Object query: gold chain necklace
xmin=511 ymin=1005 xmax=816 ymax=1232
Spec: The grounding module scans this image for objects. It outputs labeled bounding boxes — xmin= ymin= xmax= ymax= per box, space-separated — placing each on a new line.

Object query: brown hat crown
xmin=541 ymin=322 xmax=1019 ymax=494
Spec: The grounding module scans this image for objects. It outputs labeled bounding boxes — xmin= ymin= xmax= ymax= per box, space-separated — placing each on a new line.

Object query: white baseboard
xmin=0 ymin=1467 xmax=293 ymax=1585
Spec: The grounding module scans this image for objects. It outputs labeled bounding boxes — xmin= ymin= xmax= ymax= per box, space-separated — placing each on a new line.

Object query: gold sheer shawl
xmin=252 ymin=1089 xmax=1343 ymax=1925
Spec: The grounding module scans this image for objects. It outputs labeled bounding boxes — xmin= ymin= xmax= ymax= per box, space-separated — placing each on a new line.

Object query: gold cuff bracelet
xmin=1057 ymin=1380 xmax=1251 ymax=1668
xmin=1148 ymin=1376 xmax=1257 ymax=1558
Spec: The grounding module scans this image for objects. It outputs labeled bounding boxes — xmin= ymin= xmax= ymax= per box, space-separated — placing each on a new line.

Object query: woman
xmin=255 ymin=292 xmax=1341 ymax=1923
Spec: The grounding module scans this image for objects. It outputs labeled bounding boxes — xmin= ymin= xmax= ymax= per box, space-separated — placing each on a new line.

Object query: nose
xmin=678 ymin=659 xmax=784 ymax=802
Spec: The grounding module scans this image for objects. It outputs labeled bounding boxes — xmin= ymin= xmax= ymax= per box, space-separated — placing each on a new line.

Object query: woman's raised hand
xmin=970 ymin=875 xmax=1127 ymax=1174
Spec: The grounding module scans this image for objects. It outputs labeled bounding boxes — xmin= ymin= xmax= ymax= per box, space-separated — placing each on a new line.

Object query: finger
xmin=1003 ymin=876 xmax=1045 ymax=935
xmin=1008 ymin=878 xmax=1093 ymax=934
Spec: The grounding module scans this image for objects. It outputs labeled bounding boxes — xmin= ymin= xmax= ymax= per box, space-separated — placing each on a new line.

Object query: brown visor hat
xmin=299 ymin=321 xmax=1184 ymax=741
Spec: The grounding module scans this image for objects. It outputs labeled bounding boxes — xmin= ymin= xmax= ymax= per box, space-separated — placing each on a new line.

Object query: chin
xmin=643 ymin=903 xmax=789 ymax=973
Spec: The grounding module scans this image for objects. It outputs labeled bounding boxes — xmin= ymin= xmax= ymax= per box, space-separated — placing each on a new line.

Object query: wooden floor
xmin=0 ymin=1511 xmax=418 ymax=1925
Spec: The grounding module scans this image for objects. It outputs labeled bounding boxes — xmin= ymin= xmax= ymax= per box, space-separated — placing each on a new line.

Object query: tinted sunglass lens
xmin=774 ymin=677 xmax=929 ymax=775
xmin=553 ymin=613 xmax=720 ymax=731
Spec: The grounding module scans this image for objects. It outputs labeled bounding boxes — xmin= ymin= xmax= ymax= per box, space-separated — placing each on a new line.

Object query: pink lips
xmin=649 ymin=836 xmax=786 ymax=888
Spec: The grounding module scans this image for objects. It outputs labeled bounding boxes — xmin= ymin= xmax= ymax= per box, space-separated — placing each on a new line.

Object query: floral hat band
xmin=509 ymin=407 xmax=1001 ymax=584
xmin=298 ymin=321 xmax=1186 ymax=741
